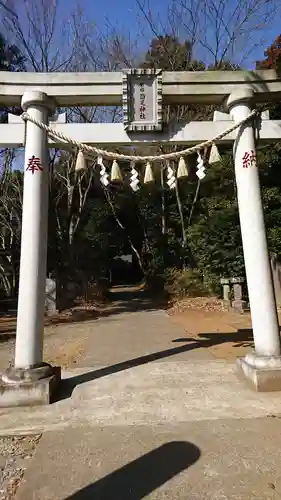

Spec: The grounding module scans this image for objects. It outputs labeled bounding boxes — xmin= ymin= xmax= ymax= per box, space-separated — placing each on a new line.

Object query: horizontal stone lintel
xmin=1 ymin=118 xmax=281 ymax=148
xmin=0 ymin=69 xmax=280 ymax=106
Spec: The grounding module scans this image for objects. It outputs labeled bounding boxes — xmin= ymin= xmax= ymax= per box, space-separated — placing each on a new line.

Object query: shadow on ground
xmin=58 ymin=328 xmax=255 ymax=401
xmin=64 ymin=441 xmax=200 ymax=500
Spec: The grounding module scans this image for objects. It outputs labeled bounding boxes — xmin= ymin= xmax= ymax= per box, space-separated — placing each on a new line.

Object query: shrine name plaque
xmin=122 ymin=68 xmax=163 ymax=132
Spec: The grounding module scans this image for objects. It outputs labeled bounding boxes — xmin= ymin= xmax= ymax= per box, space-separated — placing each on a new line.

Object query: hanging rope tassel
xmin=208 ymin=143 xmax=222 ymax=164
xmin=177 ymin=156 xmax=189 ymax=179
xmin=110 ymin=159 xmax=123 ymax=182
xmin=130 ymin=162 xmax=140 ymax=191
xmin=97 ymin=156 xmax=109 ymax=187
xmin=144 ymin=161 xmax=154 ymax=184
xmin=75 ymin=150 xmax=86 ymax=172
xmin=166 ymin=162 xmax=176 ymax=189
xmin=196 ymin=152 xmax=206 ymax=179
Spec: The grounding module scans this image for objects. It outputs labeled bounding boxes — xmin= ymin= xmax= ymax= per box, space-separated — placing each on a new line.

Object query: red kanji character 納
xmin=249 ymin=150 xmax=256 ymax=167
xmin=242 ymin=150 xmax=256 ymax=168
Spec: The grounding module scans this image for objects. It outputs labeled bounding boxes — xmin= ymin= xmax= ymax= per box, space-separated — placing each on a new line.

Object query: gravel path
xmin=0 ymin=435 xmax=41 ymax=500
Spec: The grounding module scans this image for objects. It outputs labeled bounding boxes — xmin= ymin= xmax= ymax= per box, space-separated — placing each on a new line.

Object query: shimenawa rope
xmin=21 ymin=107 xmax=262 ymax=163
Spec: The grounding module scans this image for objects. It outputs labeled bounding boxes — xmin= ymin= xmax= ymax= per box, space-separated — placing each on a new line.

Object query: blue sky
xmin=56 ymin=0 xmax=281 ymax=68
xmin=4 ymin=0 xmax=281 ymax=69
xmin=4 ymin=0 xmax=281 ymax=170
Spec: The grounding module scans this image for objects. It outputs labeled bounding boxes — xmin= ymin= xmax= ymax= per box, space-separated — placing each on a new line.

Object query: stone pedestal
xmin=237 ymin=352 xmax=281 ymax=392
xmin=0 ymin=364 xmax=61 ymax=407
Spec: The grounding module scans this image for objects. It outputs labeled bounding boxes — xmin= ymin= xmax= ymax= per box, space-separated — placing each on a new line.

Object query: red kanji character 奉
xmin=26 ymin=156 xmax=43 ymax=174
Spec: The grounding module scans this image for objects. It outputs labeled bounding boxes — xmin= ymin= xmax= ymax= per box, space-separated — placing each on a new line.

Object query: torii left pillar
xmin=0 ymin=90 xmax=61 ymax=407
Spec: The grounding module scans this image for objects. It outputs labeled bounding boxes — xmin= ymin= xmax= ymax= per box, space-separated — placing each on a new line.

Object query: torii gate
xmin=1 ymin=69 xmax=281 ymax=406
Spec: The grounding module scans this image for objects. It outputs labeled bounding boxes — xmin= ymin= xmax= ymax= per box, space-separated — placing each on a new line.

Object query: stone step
xmin=1 ymin=361 xmax=281 ymax=435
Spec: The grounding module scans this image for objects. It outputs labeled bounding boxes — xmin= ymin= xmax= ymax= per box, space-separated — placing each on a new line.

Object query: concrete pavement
xmin=17 ymin=419 xmax=281 ymax=499
xmin=1 ymin=302 xmax=280 ymax=499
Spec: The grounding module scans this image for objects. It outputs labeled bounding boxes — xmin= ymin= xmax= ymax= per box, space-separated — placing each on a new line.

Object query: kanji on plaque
xmin=139 ymin=82 xmax=146 ymax=120
xmin=26 ymin=155 xmax=43 ymax=174
xmin=242 ymin=150 xmax=256 ymax=168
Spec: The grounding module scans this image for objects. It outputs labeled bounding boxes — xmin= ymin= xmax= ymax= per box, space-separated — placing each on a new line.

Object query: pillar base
xmin=0 ymin=363 xmax=61 ymax=407
xmin=237 ymin=352 xmax=281 ymax=392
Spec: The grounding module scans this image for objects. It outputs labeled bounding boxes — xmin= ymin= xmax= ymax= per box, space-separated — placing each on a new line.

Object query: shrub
xmin=164 ymin=267 xmax=210 ymax=298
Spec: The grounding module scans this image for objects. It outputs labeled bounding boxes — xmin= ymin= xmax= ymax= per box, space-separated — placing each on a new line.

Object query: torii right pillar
xmin=227 ymin=87 xmax=281 ymax=391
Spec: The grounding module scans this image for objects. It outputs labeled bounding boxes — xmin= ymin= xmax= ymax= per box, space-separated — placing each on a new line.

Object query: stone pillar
xmin=45 ymin=276 xmax=57 ymax=316
xmin=220 ymin=278 xmax=231 ymax=309
xmin=0 ymin=91 xmax=61 ymax=406
xmin=230 ymin=277 xmax=246 ymax=313
xmin=227 ymin=88 xmax=281 ymax=391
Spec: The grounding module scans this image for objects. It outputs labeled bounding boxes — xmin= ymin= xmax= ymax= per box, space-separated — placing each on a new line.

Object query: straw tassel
xmin=209 ymin=143 xmax=222 ymax=164
xmin=144 ymin=162 xmax=154 ymax=184
xmin=75 ymin=150 xmax=87 ymax=172
xmin=110 ymin=159 xmax=123 ymax=182
xmin=177 ymin=156 xmax=189 ymax=179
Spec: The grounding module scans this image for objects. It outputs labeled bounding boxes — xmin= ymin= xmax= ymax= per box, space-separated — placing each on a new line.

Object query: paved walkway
xmin=16 ymin=419 xmax=281 ymax=500
xmin=1 ymin=289 xmax=281 ymax=499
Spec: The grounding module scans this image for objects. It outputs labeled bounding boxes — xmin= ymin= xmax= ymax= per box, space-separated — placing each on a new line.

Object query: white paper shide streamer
xmin=97 ymin=156 xmax=109 ymax=186
xmin=130 ymin=163 xmax=140 ymax=191
xmin=196 ymin=152 xmax=206 ymax=179
xmin=166 ymin=162 xmax=176 ymax=189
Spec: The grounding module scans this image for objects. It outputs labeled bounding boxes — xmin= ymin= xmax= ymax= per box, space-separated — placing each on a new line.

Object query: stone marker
xmin=220 ymin=278 xmax=231 ymax=309
xmin=45 ymin=277 xmax=57 ymax=315
xmin=230 ymin=277 xmax=247 ymax=313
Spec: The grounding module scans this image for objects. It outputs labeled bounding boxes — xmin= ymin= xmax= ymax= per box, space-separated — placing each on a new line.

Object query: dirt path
xmin=0 ymin=285 xmax=166 ymax=371
xmin=0 ymin=291 xmax=276 ymax=371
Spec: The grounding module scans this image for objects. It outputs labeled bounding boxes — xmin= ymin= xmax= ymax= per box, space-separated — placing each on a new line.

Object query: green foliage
xmin=188 ymin=155 xmax=245 ymax=288
xmin=142 ymin=35 xmax=205 ymax=71
xmin=164 ymin=268 xmax=208 ymax=298
xmin=0 ymin=34 xmax=25 ymax=296
xmin=0 ymin=33 xmax=26 ymax=124
xmin=0 ymin=33 xmax=25 ymax=72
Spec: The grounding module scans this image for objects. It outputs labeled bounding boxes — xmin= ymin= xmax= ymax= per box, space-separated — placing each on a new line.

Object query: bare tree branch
xmin=136 ymin=0 xmax=281 ymax=67
xmin=1 ymin=0 xmax=78 ymax=72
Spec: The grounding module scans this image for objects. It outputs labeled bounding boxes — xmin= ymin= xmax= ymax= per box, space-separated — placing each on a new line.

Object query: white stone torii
xmin=1 ymin=70 xmax=281 ymax=406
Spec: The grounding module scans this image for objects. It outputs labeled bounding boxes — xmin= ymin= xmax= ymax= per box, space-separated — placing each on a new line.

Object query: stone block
xmin=0 ymin=367 xmax=61 ymax=407
xmin=237 ymin=357 xmax=281 ymax=392
xmin=232 ymin=299 xmax=247 ymax=313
